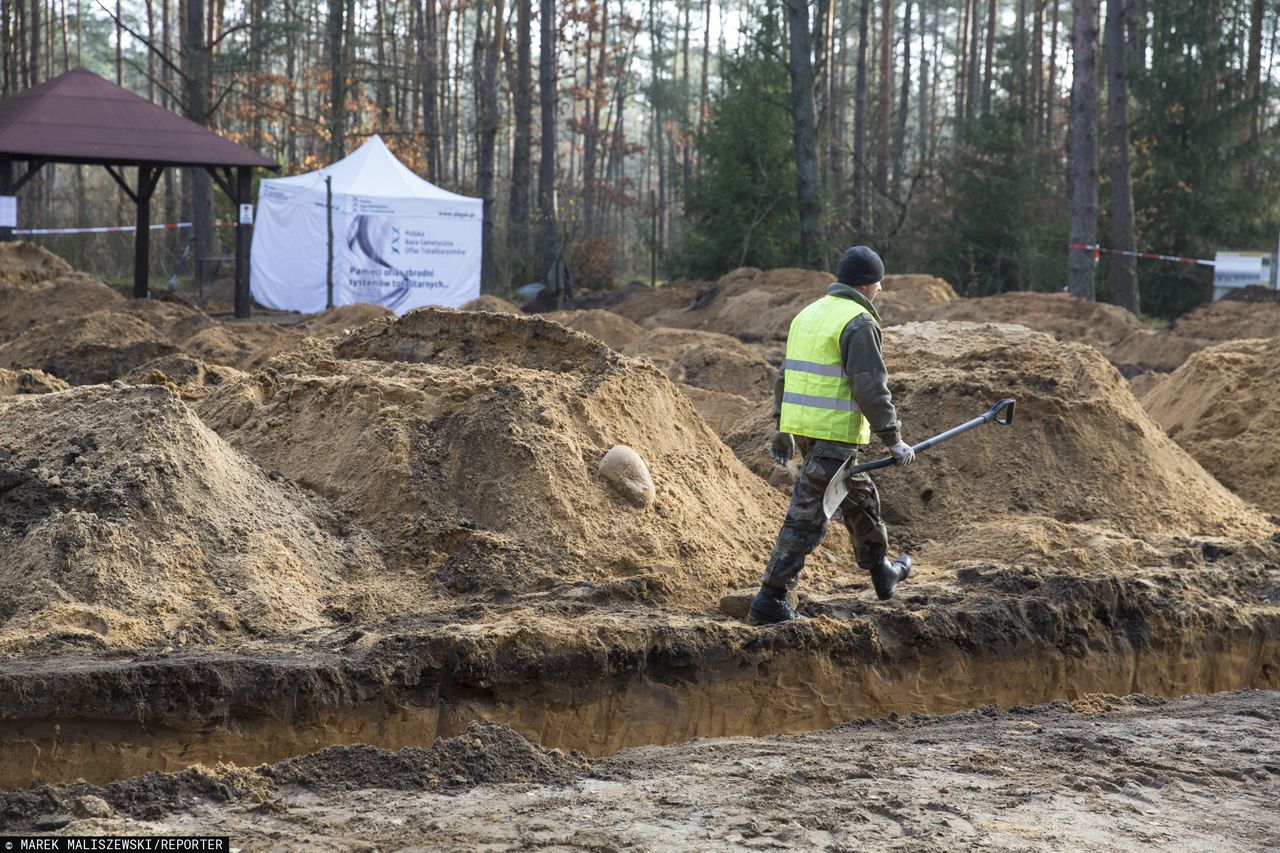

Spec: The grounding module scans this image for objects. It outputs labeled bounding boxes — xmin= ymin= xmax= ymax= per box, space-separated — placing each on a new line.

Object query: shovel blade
xmin=822 ymin=455 xmax=854 ymax=518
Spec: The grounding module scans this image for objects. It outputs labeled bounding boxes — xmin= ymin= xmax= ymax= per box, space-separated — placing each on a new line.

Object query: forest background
xmin=2 ymin=0 xmax=1278 ymax=318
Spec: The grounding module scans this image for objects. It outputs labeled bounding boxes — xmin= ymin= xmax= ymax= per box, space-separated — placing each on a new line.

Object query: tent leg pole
xmin=235 ymin=166 xmax=252 ymax=319
xmin=326 ymin=175 xmax=334 ymax=309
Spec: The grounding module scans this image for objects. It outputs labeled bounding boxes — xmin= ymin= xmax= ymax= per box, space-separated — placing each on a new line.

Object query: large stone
xmin=597 ymin=445 xmax=655 ymax=507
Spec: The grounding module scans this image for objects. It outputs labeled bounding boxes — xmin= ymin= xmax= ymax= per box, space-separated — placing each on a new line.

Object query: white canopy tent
xmin=251 ymin=135 xmax=482 ymax=315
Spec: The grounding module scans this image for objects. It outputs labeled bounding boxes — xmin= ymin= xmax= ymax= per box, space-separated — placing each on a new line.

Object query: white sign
xmin=336 ymin=212 xmax=481 ymax=312
xmin=239 ymin=204 xmax=254 ymax=225
xmin=0 ymin=196 xmax=16 ymax=228
xmin=1213 ymin=251 xmax=1271 ymax=289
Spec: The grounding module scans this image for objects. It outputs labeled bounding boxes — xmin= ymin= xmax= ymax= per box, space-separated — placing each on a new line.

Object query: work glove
xmin=889 ymin=440 xmax=916 ymax=466
xmin=769 ymin=431 xmax=796 ymax=466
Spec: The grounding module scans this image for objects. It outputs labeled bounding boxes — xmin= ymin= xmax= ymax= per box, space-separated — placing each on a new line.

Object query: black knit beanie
xmin=836 ymin=246 xmax=885 ymax=287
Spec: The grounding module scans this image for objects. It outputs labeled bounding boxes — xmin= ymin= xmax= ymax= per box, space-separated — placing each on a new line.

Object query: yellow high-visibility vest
xmin=778 ymin=294 xmax=874 ymax=444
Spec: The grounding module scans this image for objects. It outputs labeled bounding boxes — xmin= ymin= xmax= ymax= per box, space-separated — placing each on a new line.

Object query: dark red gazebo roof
xmin=0 ymin=67 xmax=275 ymax=168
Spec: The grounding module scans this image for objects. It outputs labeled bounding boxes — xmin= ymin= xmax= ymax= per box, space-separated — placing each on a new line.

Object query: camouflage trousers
xmin=760 ymin=444 xmax=889 ymax=591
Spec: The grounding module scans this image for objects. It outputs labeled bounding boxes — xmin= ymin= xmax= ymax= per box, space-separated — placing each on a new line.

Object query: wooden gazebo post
xmin=0 ymin=68 xmax=277 ymax=315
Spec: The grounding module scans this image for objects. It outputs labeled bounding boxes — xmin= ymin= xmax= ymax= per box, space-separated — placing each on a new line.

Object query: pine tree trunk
xmin=1033 ymin=0 xmax=1046 ymax=138
xmin=957 ymin=0 xmax=971 ymax=121
xmin=326 ymin=0 xmax=344 ymax=160
xmin=983 ymin=0 xmax=996 ymax=114
xmin=184 ymin=0 xmax=215 ymax=273
xmin=966 ymin=0 xmax=981 ymax=123
xmin=893 ymin=0 xmax=912 ymax=193
xmin=477 ymin=0 xmax=504 ymax=292
xmin=508 ymin=0 xmax=533 ymax=267
xmin=1046 ymin=0 xmax=1060 ymax=136
xmin=1066 ymin=0 xmax=1099 ymax=300
xmin=853 ymin=0 xmax=869 ymax=229
xmin=1106 ymin=0 xmax=1137 ymax=312
xmin=785 ymin=0 xmax=821 ymax=264
xmin=375 ymin=0 xmax=390 ymax=127
xmin=538 ymin=0 xmax=558 ymax=276
xmin=917 ymin=0 xmax=929 ymax=166
xmin=415 ymin=0 xmax=440 ymax=181
xmin=875 ymin=0 xmax=892 ymax=201
xmin=698 ymin=0 xmax=710 ymax=179
xmin=649 ymin=0 xmax=666 ymax=251
xmin=1246 ymin=0 xmax=1263 ymax=183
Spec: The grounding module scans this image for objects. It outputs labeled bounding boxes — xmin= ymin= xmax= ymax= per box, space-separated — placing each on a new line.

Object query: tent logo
xmin=391 ymin=226 xmax=401 ymax=255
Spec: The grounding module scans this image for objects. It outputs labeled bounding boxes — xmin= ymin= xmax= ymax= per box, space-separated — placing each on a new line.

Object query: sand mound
xmin=0 ymin=384 xmax=383 ymax=652
xmin=113 ymin=299 xmax=214 ymax=341
xmin=297 ymin=303 xmax=396 ymax=335
xmin=0 ymin=310 xmax=177 ymax=385
xmin=680 ymin=386 xmax=759 ymax=437
xmin=1103 ymin=328 xmax=1209 ymax=374
xmin=0 ymin=367 xmax=68 ymax=396
xmin=460 ymin=294 xmax=521 ymax=313
xmin=126 ymin=353 xmax=247 ymax=401
xmin=624 ymin=327 xmax=775 ymax=399
xmin=264 ymin=722 xmax=583 ymax=792
xmin=178 ymin=322 xmax=306 ymax=372
xmin=874 ymin=275 xmax=959 ymax=326
xmin=542 ymin=309 xmax=646 ymax=350
xmin=1171 ymin=300 xmax=1280 ymax=342
xmin=580 ymin=270 xmax=957 ymax=342
xmin=726 ymin=321 xmax=1270 ymax=551
xmin=722 ymin=405 xmax=794 ymax=489
xmin=0 ymin=241 xmax=74 ymax=285
xmin=919 ymin=291 xmax=1142 ymax=349
xmin=0 ymin=274 xmax=125 ymax=343
xmin=197 ymin=308 xmax=786 ymax=609
xmin=912 ymin=291 xmax=1228 ymax=374
xmin=631 ymin=268 xmax=833 ymax=340
xmin=1141 ymin=337 xmax=1280 ymax=514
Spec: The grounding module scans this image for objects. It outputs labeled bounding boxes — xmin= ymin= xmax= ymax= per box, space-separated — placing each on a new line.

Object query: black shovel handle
xmin=845 ymin=398 xmax=1016 ymax=475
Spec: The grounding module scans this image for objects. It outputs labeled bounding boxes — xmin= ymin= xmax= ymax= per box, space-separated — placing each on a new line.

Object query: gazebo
xmin=0 ymin=67 xmax=278 ymax=318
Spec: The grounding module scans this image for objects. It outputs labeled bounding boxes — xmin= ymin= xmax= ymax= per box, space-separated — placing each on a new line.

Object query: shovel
xmin=821 ymin=398 xmax=1016 ymax=519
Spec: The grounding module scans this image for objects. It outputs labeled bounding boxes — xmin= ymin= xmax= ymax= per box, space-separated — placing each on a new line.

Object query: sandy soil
xmin=1142 ymin=337 xmax=1280 ymax=515
xmin=12 ymin=690 xmax=1277 ymax=851
xmin=572 ymin=269 xmax=956 ymax=341
xmin=2 ymin=244 xmax=1279 ymax=848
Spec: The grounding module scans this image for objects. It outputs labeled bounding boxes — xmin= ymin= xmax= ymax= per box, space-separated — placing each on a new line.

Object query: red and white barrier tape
xmin=13 ymin=221 xmax=238 ymax=236
xmin=1068 ymin=243 xmax=1214 ymax=267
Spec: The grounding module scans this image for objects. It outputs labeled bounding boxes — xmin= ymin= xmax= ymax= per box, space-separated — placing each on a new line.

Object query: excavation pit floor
xmin=3 ymin=691 xmax=1277 ymax=851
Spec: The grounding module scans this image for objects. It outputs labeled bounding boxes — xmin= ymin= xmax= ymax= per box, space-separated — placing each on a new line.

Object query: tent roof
xmin=267 ymin=135 xmax=472 ymax=201
xmin=0 ymin=67 xmax=277 ymax=169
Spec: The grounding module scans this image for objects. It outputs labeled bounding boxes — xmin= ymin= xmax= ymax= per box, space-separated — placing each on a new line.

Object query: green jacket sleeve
xmin=839 ymin=315 xmax=902 ymax=447
xmin=772 ymin=365 xmax=785 ymax=425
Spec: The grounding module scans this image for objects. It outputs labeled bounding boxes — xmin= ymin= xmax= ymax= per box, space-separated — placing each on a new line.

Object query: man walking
xmin=750 ymin=246 xmax=915 ymax=624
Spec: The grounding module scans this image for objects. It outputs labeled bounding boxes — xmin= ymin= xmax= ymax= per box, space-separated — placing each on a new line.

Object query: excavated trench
xmin=2 ymin=559 xmax=1277 ymax=790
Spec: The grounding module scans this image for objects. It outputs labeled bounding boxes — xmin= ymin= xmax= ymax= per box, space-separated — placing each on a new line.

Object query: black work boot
xmin=870 ymin=555 xmax=911 ymax=600
xmin=748 ymin=584 xmax=801 ymax=624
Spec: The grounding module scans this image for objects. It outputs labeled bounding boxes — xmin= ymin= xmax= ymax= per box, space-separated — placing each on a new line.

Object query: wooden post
xmin=235 ymin=166 xmax=252 ymax=318
xmin=133 ymin=166 xmax=159 ymax=299
xmin=0 ymin=156 xmax=13 ymax=241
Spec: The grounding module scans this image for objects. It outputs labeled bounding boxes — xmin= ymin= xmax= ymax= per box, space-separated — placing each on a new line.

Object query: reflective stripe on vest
xmin=778 ymin=294 xmax=874 ymax=444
